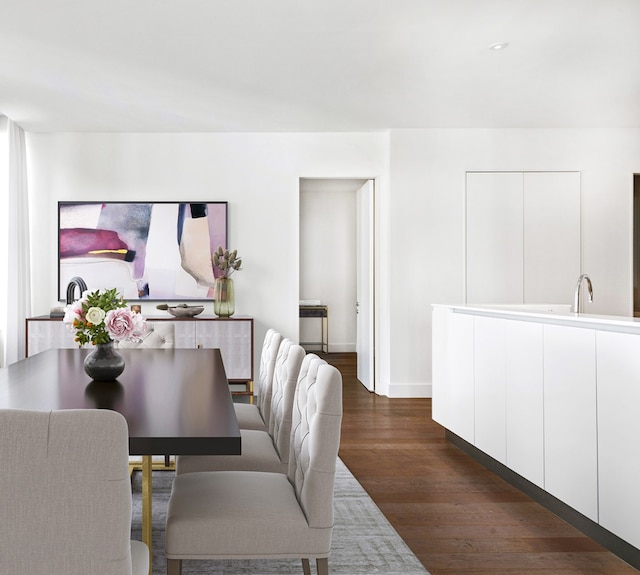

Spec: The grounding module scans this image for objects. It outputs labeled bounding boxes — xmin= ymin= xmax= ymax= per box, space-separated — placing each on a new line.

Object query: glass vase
xmin=83 ymin=341 xmax=125 ymax=381
xmin=213 ymin=277 xmax=235 ymax=317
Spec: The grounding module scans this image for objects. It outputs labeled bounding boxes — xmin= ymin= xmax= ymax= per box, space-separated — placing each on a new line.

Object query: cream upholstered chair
xmin=165 ymin=361 xmax=343 ymax=575
xmin=0 ymin=409 xmax=148 ymax=575
xmin=116 ymin=320 xmax=175 ymax=349
xmin=233 ymin=328 xmax=283 ymax=432
xmin=175 ymin=341 xmax=311 ymax=476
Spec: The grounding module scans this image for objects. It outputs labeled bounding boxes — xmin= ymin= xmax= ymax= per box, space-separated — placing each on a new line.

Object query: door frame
xmin=298 ymin=176 xmax=377 ymax=392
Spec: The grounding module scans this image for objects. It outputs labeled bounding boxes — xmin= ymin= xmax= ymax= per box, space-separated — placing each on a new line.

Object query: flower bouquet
xmin=63 ymin=288 xmax=146 ymax=381
xmin=63 ymin=287 xmax=146 ymax=345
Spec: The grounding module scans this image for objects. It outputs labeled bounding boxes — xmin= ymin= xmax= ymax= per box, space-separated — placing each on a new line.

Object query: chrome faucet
xmin=573 ymin=274 xmax=593 ymax=313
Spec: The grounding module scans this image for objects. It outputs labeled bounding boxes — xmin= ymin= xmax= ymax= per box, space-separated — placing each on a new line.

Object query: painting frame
xmin=58 ymin=201 xmax=228 ymax=302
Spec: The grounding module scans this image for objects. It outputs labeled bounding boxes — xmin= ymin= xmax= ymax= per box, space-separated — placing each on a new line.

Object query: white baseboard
xmin=387 ymin=382 xmax=432 ymax=398
xmin=303 ymin=343 xmax=355 ymax=353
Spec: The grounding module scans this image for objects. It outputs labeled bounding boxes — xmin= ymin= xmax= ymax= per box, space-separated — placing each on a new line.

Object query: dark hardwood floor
xmin=321 ymin=352 xmax=639 ymax=575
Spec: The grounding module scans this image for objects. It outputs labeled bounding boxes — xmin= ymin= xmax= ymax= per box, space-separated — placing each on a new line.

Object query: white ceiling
xmin=1 ymin=0 xmax=639 ymax=132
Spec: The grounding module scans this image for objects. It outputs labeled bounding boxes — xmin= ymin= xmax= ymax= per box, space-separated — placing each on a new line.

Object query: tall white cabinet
xmin=466 ymin=172 xmax=524 ymax=304
xmin=465 ymin=171 xmax=581 ymax=304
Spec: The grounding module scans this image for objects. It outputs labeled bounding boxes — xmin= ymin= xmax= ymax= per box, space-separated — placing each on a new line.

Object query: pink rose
xmin=105 ymin=308 xmax=137 ymax=341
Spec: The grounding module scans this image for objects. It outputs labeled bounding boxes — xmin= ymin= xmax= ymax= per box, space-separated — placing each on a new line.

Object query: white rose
xmin=85 ymin=306 xmax=106 ymax=326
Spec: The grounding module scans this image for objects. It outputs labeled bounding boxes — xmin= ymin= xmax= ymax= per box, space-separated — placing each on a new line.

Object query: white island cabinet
xmin=449 ymin=312 xmax=476 ymax=444
xmin=432 ymin=304 xmax=640 ymax=561
xmin=596 ymin=330 xmax=640 ymax=549
xmin=543 ymin=324 xmax=597 ymax=521
xmin=473 ymin=315 xmax=507 ymax=464
xmin=505 ymin=320 xmax=544 ymax=488
xmin=434 ymin=310 xmax=475 ymax=444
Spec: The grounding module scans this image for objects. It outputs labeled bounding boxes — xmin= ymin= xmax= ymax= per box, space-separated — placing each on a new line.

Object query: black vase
xmin=83 ymin=342 xmax=125 ymax=381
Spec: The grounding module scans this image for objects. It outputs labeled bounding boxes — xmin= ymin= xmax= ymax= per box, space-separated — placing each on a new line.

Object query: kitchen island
xmin=432 ymin=304 xmax=640 ymax=569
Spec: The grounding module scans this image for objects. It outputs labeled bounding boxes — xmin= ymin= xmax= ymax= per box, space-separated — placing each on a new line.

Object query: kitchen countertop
xmin=432 ymin=303 xmax=640 ymax=334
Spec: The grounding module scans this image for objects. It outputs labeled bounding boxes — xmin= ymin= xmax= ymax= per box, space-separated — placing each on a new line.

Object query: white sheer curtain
xmin=0 ymin=117 xmax=6 ymax=367
xmin=1 ymin=118 xmax=31 ymax=366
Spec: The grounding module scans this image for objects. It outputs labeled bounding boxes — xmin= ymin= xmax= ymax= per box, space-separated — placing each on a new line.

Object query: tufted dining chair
xmin=0 ymin=409 xmax=148 ymax=575
xmin=116 ymin=321 xmax=175 ymax=349
xmin=164 ymin=360 xmax=343 ymax=575
xmin=175 ymin=341 xmax=313 ymax=476
xmin=233 ymin=328 xmax=283 ymax=432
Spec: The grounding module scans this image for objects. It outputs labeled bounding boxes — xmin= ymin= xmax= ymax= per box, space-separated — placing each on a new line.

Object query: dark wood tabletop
xmin=0 ymin=348 xmax=241 ymax=456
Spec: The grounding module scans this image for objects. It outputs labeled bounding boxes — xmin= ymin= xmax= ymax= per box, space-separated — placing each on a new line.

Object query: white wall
xmin=23 ymin=128 xmax=640 ymax=398
xmin=299 ymin=179 xmax=363 ymax=352
xmin=26 ymin=132 xmax=390 ymax=387
xmin=389 ymin=128 xmax=640 ymax=396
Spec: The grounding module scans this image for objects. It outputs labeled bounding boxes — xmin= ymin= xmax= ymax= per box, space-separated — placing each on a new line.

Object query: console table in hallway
xmin=299 ymin=304 xmax=329 ymax=353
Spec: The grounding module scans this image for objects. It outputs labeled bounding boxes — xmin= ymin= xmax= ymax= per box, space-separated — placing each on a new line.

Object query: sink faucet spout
xmin=573 ymin=274 xmax=593 ymax=314
xmin=66 ymin=276 xmax=88 ymax=305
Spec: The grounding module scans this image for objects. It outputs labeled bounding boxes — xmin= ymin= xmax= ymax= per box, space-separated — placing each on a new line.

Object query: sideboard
xmin=25 ymin=316 xmax=254 ymax=385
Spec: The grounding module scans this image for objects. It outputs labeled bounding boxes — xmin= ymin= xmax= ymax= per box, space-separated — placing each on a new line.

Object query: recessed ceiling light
xmin=488 ymin=42 xmax=509 ymax=51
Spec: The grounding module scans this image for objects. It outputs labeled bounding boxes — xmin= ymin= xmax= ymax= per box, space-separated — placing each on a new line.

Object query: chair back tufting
xmin=288 ymin=359 xmax=343 ymax=529
xmin=116 ymin=321 xmax=175 ymax=349
xmin=269 ymin=339 xmax=305 ymax=461
xmin=256 ymin=329 xmax=283 ymax=424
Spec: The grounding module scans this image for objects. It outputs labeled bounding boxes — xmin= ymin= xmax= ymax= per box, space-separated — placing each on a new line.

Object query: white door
xmin=356 ymin=180 xmax=374 ymax=391
xmin=466 ymin=171 xmax=581 ymax=305
xmin=466 ymin=172 xmax=524 ymax=304
xmin=523 ymin=172 xmax=581 ymax=303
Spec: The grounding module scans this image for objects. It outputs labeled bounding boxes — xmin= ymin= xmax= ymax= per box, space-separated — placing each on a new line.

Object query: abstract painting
xmin=58 ymin=201 xmax=227 ymax=301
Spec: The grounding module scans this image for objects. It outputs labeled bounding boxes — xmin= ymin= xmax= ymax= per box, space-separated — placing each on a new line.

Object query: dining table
xmin=0 ymin=347 xmax=241 ymax=575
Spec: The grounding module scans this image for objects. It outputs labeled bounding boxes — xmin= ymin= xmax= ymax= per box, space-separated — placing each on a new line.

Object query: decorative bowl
xmin=166 ymin=305 xmax=204 ymax=318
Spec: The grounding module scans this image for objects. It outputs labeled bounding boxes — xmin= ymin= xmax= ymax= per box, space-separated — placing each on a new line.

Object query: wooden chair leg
xmin=317 ymin=557 xmax=329 ymax=575
xmin=167 ymin=558 xmax=182 ymax=575
xmin=302 ymin=558 xmax=311 ymax=575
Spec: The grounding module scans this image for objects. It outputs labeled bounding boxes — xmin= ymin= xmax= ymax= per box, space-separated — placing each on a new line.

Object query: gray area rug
xmin=131 ymin=458 xmax=429 ymax=575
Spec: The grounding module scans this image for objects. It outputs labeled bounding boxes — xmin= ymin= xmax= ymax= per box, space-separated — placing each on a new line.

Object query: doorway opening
xmin=299 ymin=178 xmax=375 ymax=391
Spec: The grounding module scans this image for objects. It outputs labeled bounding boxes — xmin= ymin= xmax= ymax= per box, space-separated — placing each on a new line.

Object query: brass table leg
xmin=142 ymin=455 xmax=153 ymax=575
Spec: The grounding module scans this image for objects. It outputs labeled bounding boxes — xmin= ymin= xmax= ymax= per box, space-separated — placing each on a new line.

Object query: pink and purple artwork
xmin=58 ymin=202 xmax=227 ymax=301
